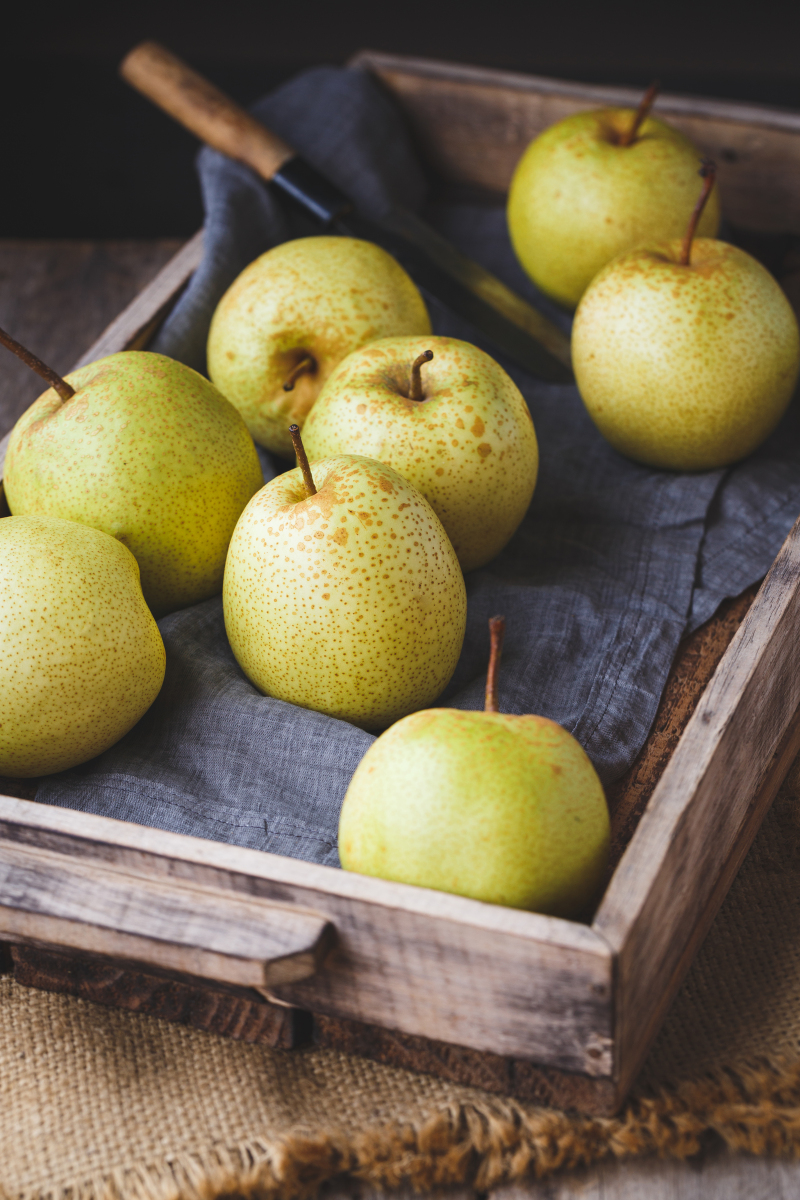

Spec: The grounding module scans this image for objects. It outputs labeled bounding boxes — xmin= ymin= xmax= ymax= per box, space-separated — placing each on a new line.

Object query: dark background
xmin=3 ymin=0 xmax=798 ymax=237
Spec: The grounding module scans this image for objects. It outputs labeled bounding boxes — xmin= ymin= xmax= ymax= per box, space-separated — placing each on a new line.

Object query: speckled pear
xmin=4 ymin=351 xmax=264 ymax=616
xmin=223 ymin=451 xmax=466 ymax=731
xmin=0 ymin=515 xmax=166 ymax=777
xmin=206 ymin=236 xmax=431 ymax=458
xmin=572 ymin=239 xmax=800 ymax=470
xmin=339 ymin=618 xmax=609 ymax=915
xmin=507 ymin=103 xmax=720 ymax=309
xmin=302 ymin=335 xmax=538 ymax=571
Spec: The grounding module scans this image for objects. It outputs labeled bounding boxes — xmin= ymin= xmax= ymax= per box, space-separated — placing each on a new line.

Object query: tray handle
xmin=120 ymin=41 xmax=295 ymax=181
xmin=0 ymin=841 xmax=334 ymax=997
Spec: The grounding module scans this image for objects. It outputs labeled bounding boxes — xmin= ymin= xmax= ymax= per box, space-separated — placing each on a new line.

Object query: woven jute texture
xmin=5 ymin=761 xmax=800 ymax=1200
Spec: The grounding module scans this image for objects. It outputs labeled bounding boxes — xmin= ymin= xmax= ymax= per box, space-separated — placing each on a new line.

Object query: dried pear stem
xmin=289 ymin=424 xmax=317 ymax=497
xmin=283 ymin=354 xmax=316 ymax=392
xmin=409 ymin=349 xmax=434 ymax=402
xmin=680 ymin=159 xmax=717 ymax=267
xmin=484 ymin=615 xmax=506 ymax=714
xmin=0 ymin=326 xmax=75 ymax=402
xmin=619 ymin=80 xmax=660 ymax=147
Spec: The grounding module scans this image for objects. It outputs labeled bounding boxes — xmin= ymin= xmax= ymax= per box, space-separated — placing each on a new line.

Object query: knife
xmin=120 ymin=42 xmax=573 ymax=383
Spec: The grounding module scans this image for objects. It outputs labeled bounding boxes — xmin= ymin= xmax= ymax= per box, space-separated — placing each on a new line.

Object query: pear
xmin=206 ymin=236 xmax=431 ymax=458
xmin=572 ymin=162 xmax=800 ymax=470
xmin=339 ymin=617 xmax=610 ymax=916
xmin=507 ymin=84 xmax=721 ymax=309
xmin=0 ymin=515 xmax=166 ymax=777
xmin=223 ymin=428 xmax=466 ymax=731
xmin=2 ymin=341 xmax=264 ymax=616
xmin=302 ymin=335 xmax=539 ymax=571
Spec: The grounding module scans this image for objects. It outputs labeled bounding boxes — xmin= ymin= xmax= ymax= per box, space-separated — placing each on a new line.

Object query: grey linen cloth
xmin=38 ymin=67 xmax=800 ymax=865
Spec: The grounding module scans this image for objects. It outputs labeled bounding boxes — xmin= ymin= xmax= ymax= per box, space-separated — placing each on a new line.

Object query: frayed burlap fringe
xmin=8 ymin=1056 xmax=800 ymax=1200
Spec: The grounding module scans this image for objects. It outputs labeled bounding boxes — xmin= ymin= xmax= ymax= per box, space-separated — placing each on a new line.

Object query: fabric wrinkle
xmin=36 ymin=64 xmax=800 ymax=856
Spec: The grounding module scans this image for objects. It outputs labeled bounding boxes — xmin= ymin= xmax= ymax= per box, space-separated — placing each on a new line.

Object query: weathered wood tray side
xmin=354 ymin=52 xmax=800 ymax=235
xmin=3 ymin=585 xmax=758 ymax=1114
xmin=596 ymin=524 xmax=800 ymax=1100
xmin=2 ymin=56 xmax=800 ymax=1118
xmin=0 ymin=231 xmax=204 ymax=501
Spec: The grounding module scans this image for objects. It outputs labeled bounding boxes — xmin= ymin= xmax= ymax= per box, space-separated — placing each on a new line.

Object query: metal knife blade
xmin=268 ymin=155 xmax=573 ymax=383
xmin=120 ymin=41 xmax=573 ymax=383
xmin=338 ymin=207 xmax=573 ymax=382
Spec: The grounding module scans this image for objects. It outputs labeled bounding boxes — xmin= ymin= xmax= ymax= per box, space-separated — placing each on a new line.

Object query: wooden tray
xmin=2 ymin=52 xmax=800 ymax=1117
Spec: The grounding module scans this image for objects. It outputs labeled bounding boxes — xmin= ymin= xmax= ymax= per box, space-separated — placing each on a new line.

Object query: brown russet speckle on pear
xmin=572 ymin=238 xmax=800 ymax=470
xmin=206 ymin=237 xmax=431 ymax=459
xmin=302 ymin=336 xmax=538 ymax=571
xmin=3 ymin=351 xmax=264 ymax=617
xmin=223 ymin=455 xmax=466 ymax=731
xmin=0 ymin=515 xmax=166 ymax=777
xmin=507 ymin=108 xmax=721 ymax=309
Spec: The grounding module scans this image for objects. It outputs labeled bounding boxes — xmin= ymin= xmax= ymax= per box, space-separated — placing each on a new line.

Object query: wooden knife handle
xmin=120 ymin=40 xmax=295 ymax=181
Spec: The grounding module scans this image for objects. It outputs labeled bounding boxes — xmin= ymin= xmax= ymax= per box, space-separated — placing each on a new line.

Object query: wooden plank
xmin=2 ymin=70 xmax=798 ymax=1115
xmin=71 ymin=230 xmax=203 ymax=369
xmin=606 ymin=587 xmax=758 ymax=874
xmin=0 ymin=239 xmax=184 ymax=435
xmin=313 ymin=1013 xmax=617 ymax=1116
xmin=603 ymin=702 xmax=800 ymax=1109
xmin=0 ymin=838 xmax=334 ymax=991
xmin=0 ymin=237 xmax=196 ymax=482
xmin=10 ymin=944 xmax=305 ymax=1048
xmin=317 ymin=1150 xmax=800 ymax=1200
xmin=0 ymin=580 xmax=757 ymax=1117
xmin=0 ymin=796 xmax=612 ymax=1074
xmin=306 ymin=586 xmax=760 ymax=1113
xmin=594 ymin=515 xmax=800 ymax=1100
xmin=355 ymin=52 xmax=800 ymax=233
xmin=0 ymin=235 xmax=199 ymax=512
xmin=0 ymin=234 xmax=611 ymax=1076
xmin=354 ymin=53 xmax=800 ymax=133
xmin=488 ymin=1147 xmax=800 ymax=1199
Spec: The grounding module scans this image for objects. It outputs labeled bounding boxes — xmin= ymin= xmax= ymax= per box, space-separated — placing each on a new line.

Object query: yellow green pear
xmin=572 ymin=165 xmax=800 ymax=471
xmin=507 ymin=86 xmax=721 ymax=309
xmin=302 ymin=335 xmax=539 ymax=571
xmin=3 ymin=348 xmax=264 ymax=616
xmin=0 ymin=515 xmax=166 ymax=777
xmin=339 ymin=617 xmax=610 ymax=916
xmin=206 ymin=236 xmax=431 ymax=459
xmin=223 ymin=432 xmax=466 ymax=731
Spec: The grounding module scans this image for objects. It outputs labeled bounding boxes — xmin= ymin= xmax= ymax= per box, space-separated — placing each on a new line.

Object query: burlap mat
xmin=5 ymin=761 xmax=800 ymax=1200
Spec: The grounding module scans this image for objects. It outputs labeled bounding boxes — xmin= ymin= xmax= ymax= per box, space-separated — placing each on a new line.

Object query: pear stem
xmin=680 ymin=159 xmax=717 ymax=267
xmin=484 ymin=615 xmax=506 ymax=714
xmin=283 ymin=354 xmax=316 ymax=392
xmin=409 ymin=349 xmax=433 ymax=402
xmin=0 ymin=326 xmax=75 ymax=402
xmin=618 ymin=80 xmax=660 ymax=147
xmin=289 ymin=424 xmax=317 ymax=497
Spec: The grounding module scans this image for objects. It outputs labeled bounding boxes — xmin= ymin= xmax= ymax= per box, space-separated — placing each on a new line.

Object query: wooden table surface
xmin=1 ymin=238 xmax=799 ymax=1200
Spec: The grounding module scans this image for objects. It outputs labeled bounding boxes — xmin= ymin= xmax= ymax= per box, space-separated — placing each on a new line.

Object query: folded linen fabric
xmin=37 ymin=66 xmax=800 ymax=862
